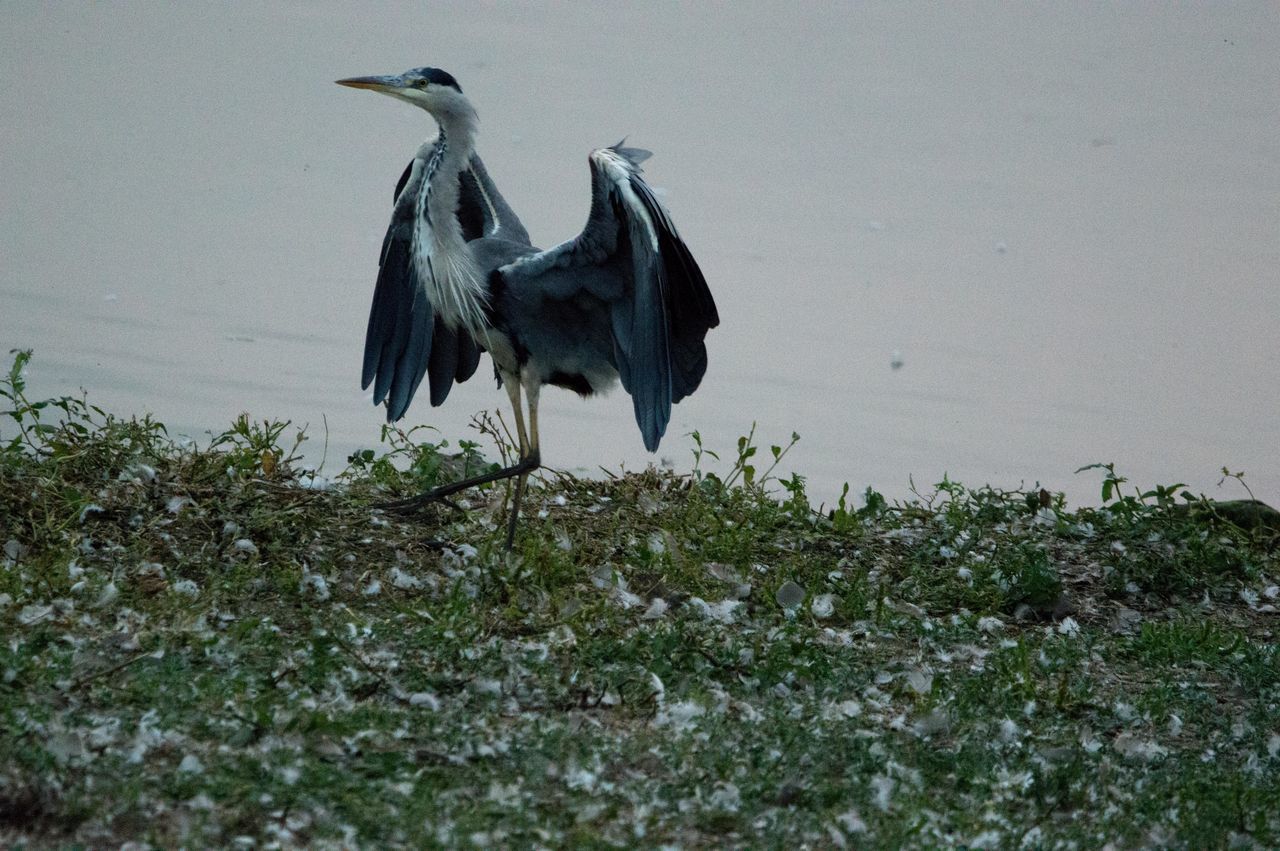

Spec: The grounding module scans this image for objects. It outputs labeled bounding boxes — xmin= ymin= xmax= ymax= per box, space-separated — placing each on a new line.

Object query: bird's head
xmin=336 ymin=67 xmax=472 ymax=121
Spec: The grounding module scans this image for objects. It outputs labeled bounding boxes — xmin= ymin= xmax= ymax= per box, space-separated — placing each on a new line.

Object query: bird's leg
xmin=377 ymin=377 xmax=542 ymax=541
xmin=526 ymin=378 xmax=542 ymax=461
xmin=502 ymin=375 xmax=530 ymax=551
xmin=504 ymin=468 xmax=527 ymax=551
xmin=505 ymin=376 xmax=530 ymax=461
xmin=503 ymin=378 xmax=543 ymax=550
xmin=374 ymin=452 xmax=540 ymax=512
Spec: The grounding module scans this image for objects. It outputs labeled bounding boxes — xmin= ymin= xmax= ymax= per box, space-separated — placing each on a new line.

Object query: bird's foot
xmin=375 ymin=488 xmax=463 ymax=514
xmin=375 ymin=451 xmax=541 ymax=514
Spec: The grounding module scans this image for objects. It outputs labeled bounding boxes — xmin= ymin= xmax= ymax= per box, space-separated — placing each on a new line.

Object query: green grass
xmin=2 ymin=350 xmax=1279 ymax=848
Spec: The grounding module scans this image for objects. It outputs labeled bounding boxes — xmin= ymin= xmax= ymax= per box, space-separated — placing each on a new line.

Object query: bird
xmin=336 ymin=67 xmax=719 ymax=548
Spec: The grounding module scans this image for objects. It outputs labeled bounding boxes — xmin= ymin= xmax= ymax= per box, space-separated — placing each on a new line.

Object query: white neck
xmin=413 ymin=106 xmax=488 ymax=335
xmin=430 ymin=101 xmax=479 ymax=161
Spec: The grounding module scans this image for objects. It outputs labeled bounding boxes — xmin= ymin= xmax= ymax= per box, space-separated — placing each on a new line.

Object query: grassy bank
xmin=2 ymin=351 xmax=1278 ymax=849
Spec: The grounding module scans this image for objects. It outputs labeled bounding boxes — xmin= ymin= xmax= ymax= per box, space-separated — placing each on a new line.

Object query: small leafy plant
xmin=3 ymin=349 xmax=1278 ymax=848
xmin=1076 ymin=461 xmax=1190 ymax=516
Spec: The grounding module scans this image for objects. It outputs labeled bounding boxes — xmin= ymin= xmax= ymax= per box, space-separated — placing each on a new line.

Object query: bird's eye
xmin=414 ymin=79 xmax=429 ymax=89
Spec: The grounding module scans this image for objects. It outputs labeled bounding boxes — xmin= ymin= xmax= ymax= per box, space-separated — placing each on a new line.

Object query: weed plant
xmin=2 ymin=351 xmax=1277 ymax=848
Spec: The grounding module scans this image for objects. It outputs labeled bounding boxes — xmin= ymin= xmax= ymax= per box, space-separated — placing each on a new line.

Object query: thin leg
xmin=503 ymin=379 xmax=543 ymax=550
xmin=500 ymin=375 xmax=527 ymax=548
xmin=504 ymin=471 xmax=526 ymax=550
xmin=377 ymin=374 xmax=543 ymax=540
xmin=375 ymin=452 xmax=539 ymax=512
xmin=504 ymin=375 xmax=529 ymax=459
xmin=525 ymin=378 xmax=541 ymax=459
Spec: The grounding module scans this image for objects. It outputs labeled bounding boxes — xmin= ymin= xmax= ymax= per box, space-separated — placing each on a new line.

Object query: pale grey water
xmin=3 ymin=3 xmax=1278 ymax=507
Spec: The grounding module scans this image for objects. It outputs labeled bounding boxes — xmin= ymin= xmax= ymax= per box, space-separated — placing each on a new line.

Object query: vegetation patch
xmin=2 ymin=350 xmax=1278 ymax=848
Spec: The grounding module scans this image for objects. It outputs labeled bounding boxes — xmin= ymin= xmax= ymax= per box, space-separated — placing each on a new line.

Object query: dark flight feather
xmin=498 ymin=143 xmax=717 ymax=452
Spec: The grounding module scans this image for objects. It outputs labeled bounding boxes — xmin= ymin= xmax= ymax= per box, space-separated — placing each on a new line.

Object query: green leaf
xmin=7 ymin=349 xmax=31 ymax=391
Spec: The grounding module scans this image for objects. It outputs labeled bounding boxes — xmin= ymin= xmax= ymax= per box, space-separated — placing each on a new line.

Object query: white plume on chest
xmin=409 ymin=136 xmax=488 ymax=335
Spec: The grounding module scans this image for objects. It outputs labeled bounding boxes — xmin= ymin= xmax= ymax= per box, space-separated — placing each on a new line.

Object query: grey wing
xmin=457 ymin=155 xmax=532 ymax=246
xmin=361 ymin=159 xmax=481 ymax=422
xmin=499 ymin=144 xmax=719 ymax=451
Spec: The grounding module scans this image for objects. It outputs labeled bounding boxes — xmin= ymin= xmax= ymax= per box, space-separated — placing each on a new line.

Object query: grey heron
xmin=337 ymin=67 xmax=718 ymax=548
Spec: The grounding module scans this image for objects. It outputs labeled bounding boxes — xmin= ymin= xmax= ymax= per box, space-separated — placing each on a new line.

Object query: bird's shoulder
xmin=471 ymin=237 xmax=539 ymax=277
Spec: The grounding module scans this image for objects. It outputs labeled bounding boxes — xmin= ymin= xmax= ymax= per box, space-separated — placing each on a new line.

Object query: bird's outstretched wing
xmin=361 ymin=159 xmax=482 ymax=421
xmin=499 ymin=144 xmax=719 ymax=450
xmin=457 ymin=156 xmax=531 ymax=246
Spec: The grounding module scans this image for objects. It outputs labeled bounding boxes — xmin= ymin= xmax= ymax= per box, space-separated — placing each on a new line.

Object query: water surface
xmin=3 ymin=4 xmax=1277 ymax=506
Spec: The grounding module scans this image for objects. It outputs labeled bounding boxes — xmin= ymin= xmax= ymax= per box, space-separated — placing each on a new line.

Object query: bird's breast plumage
xmin=410 ymin=137 xmax=490 ymax=337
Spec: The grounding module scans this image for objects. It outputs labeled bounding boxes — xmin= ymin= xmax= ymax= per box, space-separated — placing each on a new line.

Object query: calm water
xmin=3 ymin=4 xmax=1278 ymax=507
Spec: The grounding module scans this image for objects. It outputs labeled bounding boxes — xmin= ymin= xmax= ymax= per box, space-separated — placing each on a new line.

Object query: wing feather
xmin=366 ymin=247 xmax=436 ymax=421
xmin=386 ymin=280 xmax=434 ymax=421
xmin=464 ymin=156 xmax=531 ymax=245
xmin=425 ymin=317 xmax=460 ymax=406
xmin=363 ymin=153 xmax=518 ymax=421
xmin=362 ymin=184 xmax=437 ymax=423
xmin=625 ymin=174 xmax=719 ymax=402
xmin=498 ymin=144 xmax=717 ymax=451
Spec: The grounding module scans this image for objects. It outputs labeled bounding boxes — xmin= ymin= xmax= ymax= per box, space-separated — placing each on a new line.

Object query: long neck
xmin=414 ymin=107 xmax=488 ymax=335
xmin=421 ymin=103 xmax=479 ymax=230
xmin=431 ymin=102 xmax=479 ymax=163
